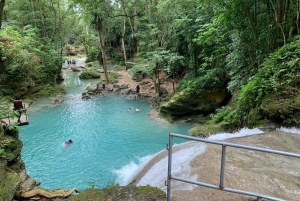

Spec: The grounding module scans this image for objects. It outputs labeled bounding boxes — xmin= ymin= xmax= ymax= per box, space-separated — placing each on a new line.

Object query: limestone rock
xmin=71 ymin=66 xmax=81 ymax=72
xmin=160 ymin=90 xmax=231 ymax=117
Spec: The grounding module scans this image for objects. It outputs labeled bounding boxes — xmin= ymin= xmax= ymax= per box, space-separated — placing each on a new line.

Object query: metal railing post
xmin=219 ymin=144 xmax=226 ymax=189
xmin=167 ymin=133 xmax=173 ymax=201
xmin=167 ymin=133 xmax=300 ymax=201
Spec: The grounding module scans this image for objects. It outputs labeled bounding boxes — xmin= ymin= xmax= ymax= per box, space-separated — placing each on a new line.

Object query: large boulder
xmin=160 ymin=90 xmax=231 ymax=117
xmin=0 ymin=160 xmax=22 ymax=201
xmin=260 ymin=86 xmax=300 ymax=126
xmin=71 ymin=66 xmax=81 ymax=72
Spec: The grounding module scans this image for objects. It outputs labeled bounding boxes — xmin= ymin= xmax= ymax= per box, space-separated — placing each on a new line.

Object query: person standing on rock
xmin=136 ymin=85 xmax=140 ymax=95
xmin=13 ymin=97 xmax=24 ymax=123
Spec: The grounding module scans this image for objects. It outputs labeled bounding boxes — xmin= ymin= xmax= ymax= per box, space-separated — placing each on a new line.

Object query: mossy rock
xmin=0 ymin=159 xmax=22 ymax=201
xmin=71 ymin=185 xmax=166 ymax=201
xmin=79 ymin=69 xmax=101 ymax=79
xmin=71 ymin=67 xmax=81 ymax=72
xmin=160 ymin=90 xmax=231 ymax=117
xmin=260 ymin=86 xmax=300 ymax=126
xmin=189 ymin=122 xmax=225 ymax=137
xmin=27 ymin=84 xmax=66 ymax=98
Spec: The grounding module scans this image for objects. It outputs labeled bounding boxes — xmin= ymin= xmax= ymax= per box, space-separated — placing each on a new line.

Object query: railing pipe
xmin=167 ymin=133 xmax=300 ymax=201
xmin=166 ymin=133 xmax=173 ymax=201
xmin=171 ymin=176 xmax=285 ymax=201
xmin=170 ymin=133 xmax=300 ymax=159
xmin=219 ymin=144 xmax=226 ymax=189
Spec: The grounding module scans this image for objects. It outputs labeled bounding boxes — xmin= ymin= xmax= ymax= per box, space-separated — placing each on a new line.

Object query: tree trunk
xmin=134 ymin=0 xmax=139 ymax=55
xmin=95 ymin=15 xmax=109 ymax=83
xmin=172 ymin=69 xmax=175 ymax=93
xmin=121 ymin=4 xmax=127 ymax=66
xmin=0 ymin=0 xmax=6 ymax=28
xmin=156 ymin=62 xmax=161 ymax=95
xmin=37 ymin=1 xmax=48 ymax=38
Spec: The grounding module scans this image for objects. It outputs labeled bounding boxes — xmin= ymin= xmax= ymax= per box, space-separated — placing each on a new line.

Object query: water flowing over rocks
xmin=132 ymin=129 xmax=300 ymax=201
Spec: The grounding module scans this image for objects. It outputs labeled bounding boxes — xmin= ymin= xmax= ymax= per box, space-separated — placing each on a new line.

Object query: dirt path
xmin=115 ymin=70 xmax=177 ymax=97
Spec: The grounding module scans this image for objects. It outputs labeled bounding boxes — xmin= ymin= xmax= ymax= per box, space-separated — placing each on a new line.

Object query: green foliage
xmin=221 ymin=36 xmax=300 ymax=127
xmin=28 ymin=84 xmax=66 ymax=98
xmin=179 ymin=67 xmax=227 ymax=95
xmin=0 ymin=136 xmax=16 ymax=160
xmin=189 ymin=121 xmax=225 ymax=137
xmin=128 ymin=64 xmax=147 ymax=77
xmin=85 ymin=51 xmax=102 ymax=63
xmin=0 ymin=88 xmax=14 ymax=96
xmin=0 ymin=26 xmax=61 ymax=90
xmin=109 ymin=71 xmax=121 ymax=84
xmin=79 ymin=69 xmax=101 ymax=79
xmin=210 ymin=107 xmax=231 ymax=123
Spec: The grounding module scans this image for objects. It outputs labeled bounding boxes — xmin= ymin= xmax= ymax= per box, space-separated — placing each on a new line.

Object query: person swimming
xmin=63 ymin=139 xmax=73 ymax=148
xmin=135 ymin=107 xmax=140 ymax=112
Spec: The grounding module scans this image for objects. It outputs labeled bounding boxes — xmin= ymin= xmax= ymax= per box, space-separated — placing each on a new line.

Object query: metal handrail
xmin=166 ymin=133 xmax=300 ymax=201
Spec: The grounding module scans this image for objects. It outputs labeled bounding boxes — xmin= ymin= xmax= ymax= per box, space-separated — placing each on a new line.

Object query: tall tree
xmin=0 ymin=0 xmax=5 ymax=28
xmin=74 ymin=0 xmax=114 ymax=83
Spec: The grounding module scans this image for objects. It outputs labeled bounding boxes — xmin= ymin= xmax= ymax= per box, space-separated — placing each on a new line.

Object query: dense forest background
xmin=1 ymin=0 xmax=300 ymax=131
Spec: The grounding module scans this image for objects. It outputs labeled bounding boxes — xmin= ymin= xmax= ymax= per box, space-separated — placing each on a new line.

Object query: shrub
xmin=79 ymin=69 xmax=100 ymax=79
xmin=109 ymin=72 xmax=121 ymax=83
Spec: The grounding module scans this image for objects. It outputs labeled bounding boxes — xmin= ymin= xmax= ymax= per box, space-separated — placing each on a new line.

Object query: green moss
xmin=113 ymin=65 xmax=126 ymax=71
xmin=109 ymin=71 xmax=121 ymax=83
xmin=71 ymin=185 xmax=166 ymax=201
xmin=70 ymin=188 xmax=106 ymax=201
xmin=0 ymin=159 xmax=22 ymax=201
xmin=260 ymin=86 xmax=300 ymax=126
xmin=79 ymin=69 xmax=101 ymax=79
xmin=189 ymin=122 xmax=225 ymax=137
xmin=136 ymin=185 xmax=166 ymax=200
xmin=27 ymin=84 xmax=66 ymax=98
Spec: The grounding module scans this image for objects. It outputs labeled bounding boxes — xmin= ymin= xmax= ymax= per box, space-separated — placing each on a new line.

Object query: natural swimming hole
xmin=19 ymin=70 xmax=194 ymax=190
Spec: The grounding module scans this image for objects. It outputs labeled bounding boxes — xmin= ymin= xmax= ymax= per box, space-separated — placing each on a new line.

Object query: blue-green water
xmin=19 ymin=69 xmax=194 ymax=190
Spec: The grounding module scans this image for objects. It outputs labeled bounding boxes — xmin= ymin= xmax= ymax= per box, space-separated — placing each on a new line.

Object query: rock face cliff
xmin=160 ymin=90 xmax=231 ymax=118
xmin=0 ymin=125 xmax=24 ymax=201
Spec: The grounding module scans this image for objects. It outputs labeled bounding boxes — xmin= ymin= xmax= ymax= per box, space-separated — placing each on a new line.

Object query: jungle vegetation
xmin=1 ymin=0 xmax=300 ymax=130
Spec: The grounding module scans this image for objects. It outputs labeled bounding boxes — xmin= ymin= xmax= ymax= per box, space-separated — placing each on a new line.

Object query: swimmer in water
xmin=63 ymin=139 xmax=73 ymax=148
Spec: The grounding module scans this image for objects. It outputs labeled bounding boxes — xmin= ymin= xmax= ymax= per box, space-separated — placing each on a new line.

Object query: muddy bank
xmin=132 ymin=130 xmax=300 ymax=201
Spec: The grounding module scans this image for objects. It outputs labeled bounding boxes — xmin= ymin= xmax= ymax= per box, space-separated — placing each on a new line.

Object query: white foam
xmin=137 ymin=141 xmax=206 ymax=191
xmin=114 ymin=155 xmax=153 ymax=186
xmin=277 ymin=126 xmax=300 ymax=134
xmin=208 ymin=128 xmax=264 ymax=140
xmin=123 ymin=128 xmax=264 ymax=192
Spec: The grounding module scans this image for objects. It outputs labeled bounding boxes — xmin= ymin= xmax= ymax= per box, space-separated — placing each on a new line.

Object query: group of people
xmin=128 ymin=107 xmax=140 ymax=112
xmin=67 ymin=59 xmax=76 ymax=65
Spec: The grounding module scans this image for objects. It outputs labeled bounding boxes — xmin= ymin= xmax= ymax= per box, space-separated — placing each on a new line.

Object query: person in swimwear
xmin=135 ymin=107 xmax=140 ymax=112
